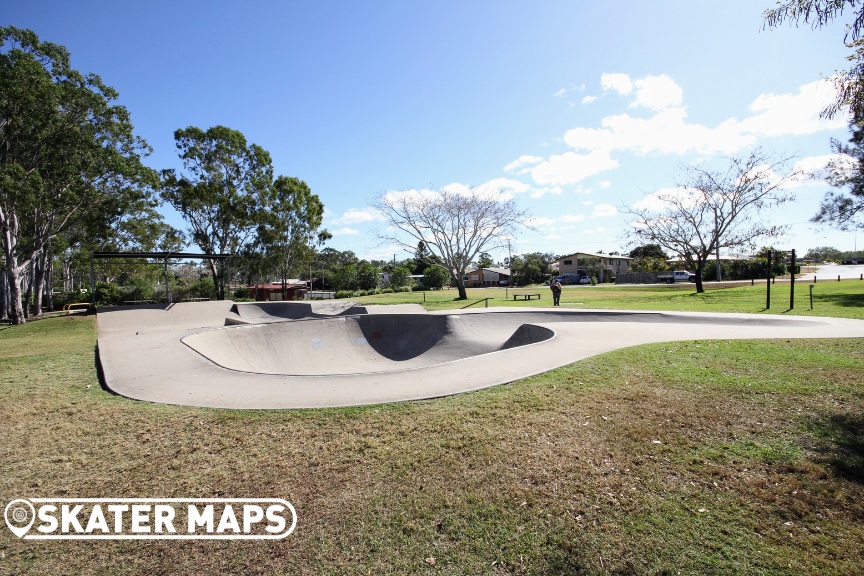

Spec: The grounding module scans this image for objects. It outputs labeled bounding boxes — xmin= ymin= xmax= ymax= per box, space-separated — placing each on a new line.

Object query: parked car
xmin=579 ymin=276 xmax=592 ymax=284
xmin=657 ymin=270 xmax=696 ymax=283
xmin=554 ymin=273 xmax=581 ymax=285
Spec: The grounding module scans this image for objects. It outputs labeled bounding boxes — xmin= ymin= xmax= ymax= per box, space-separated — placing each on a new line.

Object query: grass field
xmin=1 ymin=283 xmax=863 ymax=575
xmin=356 ymin=278 xmax=864 ymax=318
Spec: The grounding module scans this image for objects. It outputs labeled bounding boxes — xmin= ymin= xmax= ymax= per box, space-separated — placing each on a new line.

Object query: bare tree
xmin=623 ymin=149 xmax=801 ymax=293
xmin=373 ymin=187 xmax=530 ymax=299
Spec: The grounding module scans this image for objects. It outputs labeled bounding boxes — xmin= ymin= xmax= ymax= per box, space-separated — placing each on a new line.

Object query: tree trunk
xmin=0 ymin=269 xmax=8 ymax=321
xmin=207 ymin=258 xmax=223 ymax=300
xmin=694 ymin=264 xmax=705 ymax=294
xmin=6 ymin=264 xmax=26 ymax=325
xmin=32 ymin=255 xmax=46 ymax=318
xmin=22 ymin=262 xmax=33 ymax=319
xmin=456 ymin=275 xmax=467 ymax=300
xmin=44 ymin=254 xmax=54 ymax=312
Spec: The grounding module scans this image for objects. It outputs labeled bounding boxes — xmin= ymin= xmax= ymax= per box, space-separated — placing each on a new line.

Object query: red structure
xmin=248 ymin=283 xmax=307 ymax=301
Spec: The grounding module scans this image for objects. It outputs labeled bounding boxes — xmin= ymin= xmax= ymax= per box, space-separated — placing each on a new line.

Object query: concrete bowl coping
xmin=96 ymin=301 xmax=864 ymax=410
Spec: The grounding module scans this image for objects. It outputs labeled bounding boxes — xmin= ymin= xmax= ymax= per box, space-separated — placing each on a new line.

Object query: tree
xmin=422 ymin=265 xmax=450 ymax=290
xmin=628 ymin=244 xmax=668 ymax=260
xmin=628 ymin=244 xmax=670 ymax=273
xmin=1 ymin=27 xmax=158 ymax=323
xmin=373 ymin=187 xmax=530 ymax=299
xmin=412 ymin=241 xmax=440 ymax=274
xmin=509 ymin=252 xmax=556 ymax=285
xmin=764 ymin=0 xmax=864 ymax=119
xmin=387 ymin=266 xmax=412 ymax=289
xmin=356 ymin=261 xmax=381 ymax=291
xmin=161 ymin=125 xmax=273 ymax=300
xmin=475 ymin=252 xmax=495 ymax=269
xmin=256 ymin=175 xmax=328 ymax=300
xmin=813 ymin=120 xmax=864 ymax=230
xmin=804 ymin=245 xmax=845 ymax=261
xmin=623 ymin=149 xmax=799 ymax=293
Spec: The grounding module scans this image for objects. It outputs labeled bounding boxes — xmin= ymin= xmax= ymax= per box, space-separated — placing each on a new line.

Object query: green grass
xmin=358 ymin=278 xmax=864 ymax=318
xmin=0 ymin=288 xmax=863 ymax=574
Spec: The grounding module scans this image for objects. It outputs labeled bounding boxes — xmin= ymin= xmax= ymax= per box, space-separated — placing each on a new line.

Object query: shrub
xmin=382 ymin=288 xmax=394 ymax=294
xmin=335 ymin=290 xmax=353 ymax=299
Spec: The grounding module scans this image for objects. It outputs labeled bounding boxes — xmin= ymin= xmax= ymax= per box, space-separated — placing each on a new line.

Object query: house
xmin=555 ymin=252 xmax=632 ymax=283
xmin=248 ymin=282 xmax=307 ymax=301
xmin=464 ymin=267 xmax=511 ymax=287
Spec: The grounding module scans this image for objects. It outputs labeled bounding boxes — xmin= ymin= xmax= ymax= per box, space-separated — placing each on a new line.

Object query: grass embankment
xmin=0 ymin=290 xmax=863 ymax=574
xmin=358 ymin=278 xmax=864 ymax=318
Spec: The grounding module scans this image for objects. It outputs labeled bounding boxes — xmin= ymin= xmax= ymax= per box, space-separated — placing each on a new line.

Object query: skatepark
xmin=95 ymin=301 xmax=864 ymax=409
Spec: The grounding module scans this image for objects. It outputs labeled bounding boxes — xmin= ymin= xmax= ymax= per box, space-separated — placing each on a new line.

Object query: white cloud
xmin=544 ymin=233 xmax=562 ymax=240
xmin=630 ymin=74 xmax=683 ymax=110
xmin=591 ymin=203 xmax=618 ymax=218
xmin=738 ymin=79 xmax=845 ymax=136
xmin=564 ymin=107 xmax=755 ymax=156
xmin=598 ymin=180 xmax=612 ymax=189
xmin=553 ymin=88 xmax=567 ymax=97
xmin=333 ymin=208 xmax=385 ymax=225
xmin=530 ymin=149 xmax=619 ymax=185
xmin=331 ymin=227 xmax=361 ymax=236
xmin=504 ymin=154 xmax=544 ymax=173
xmin=601 ymin=72 xmax=633 ymax=95
xmin=581 ymin=95 xmax=598 ymax=104
xmin=631 ymin=187 xmax=701 ymax=211
xmin=474 ymin=177 xmax=531 ymax=200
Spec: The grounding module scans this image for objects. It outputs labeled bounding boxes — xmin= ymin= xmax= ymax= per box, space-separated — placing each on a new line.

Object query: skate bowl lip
xmin=179 ymin=313 xmax=558 ymax=377
xmin=94 ymin=301 xmax=864 ymax=410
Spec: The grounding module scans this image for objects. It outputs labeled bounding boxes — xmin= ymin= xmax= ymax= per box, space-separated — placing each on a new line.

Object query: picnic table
xmin=512 ymin=293 xmax=541 ymax=301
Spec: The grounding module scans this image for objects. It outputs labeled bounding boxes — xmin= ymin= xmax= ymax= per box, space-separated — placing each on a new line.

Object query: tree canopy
xmin=161 ymin=125 xmax=273 ymax=299
xmin=1 ymin=26 xmax=158 ymax=323
xmin=814 ymin=120 xmax=864 ymax=230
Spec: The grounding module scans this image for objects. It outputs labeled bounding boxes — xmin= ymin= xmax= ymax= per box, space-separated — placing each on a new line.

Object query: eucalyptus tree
xmin=161 ymin=125 xmax=273 ymax=299
xmin=0 ymin=27 xmax=157 ymax=323
xmin=256 ymin=176 xmax=328 ymax=299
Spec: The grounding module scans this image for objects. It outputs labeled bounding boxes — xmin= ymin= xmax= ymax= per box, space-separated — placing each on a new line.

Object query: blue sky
xmin=5 ymin=0 xmax=860 ymax=262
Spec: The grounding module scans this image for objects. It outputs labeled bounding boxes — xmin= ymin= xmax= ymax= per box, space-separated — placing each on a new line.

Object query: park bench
xmin=512 ymin=293 xmax=541 ymax=301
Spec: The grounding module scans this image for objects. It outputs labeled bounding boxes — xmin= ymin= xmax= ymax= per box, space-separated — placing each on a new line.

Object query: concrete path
xmin=96 ymin=301 xmax=864 ymax=410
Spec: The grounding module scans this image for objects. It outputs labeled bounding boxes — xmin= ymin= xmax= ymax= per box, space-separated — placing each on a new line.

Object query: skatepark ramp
xmin=182 ymin=314 xmax=554 ymax=375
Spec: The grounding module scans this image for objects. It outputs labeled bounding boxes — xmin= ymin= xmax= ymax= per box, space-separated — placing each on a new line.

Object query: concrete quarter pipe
xmin=96 ymin=301 xmax=864 ymax=409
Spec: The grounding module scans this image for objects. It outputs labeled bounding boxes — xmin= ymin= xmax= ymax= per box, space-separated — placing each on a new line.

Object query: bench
xmin=183 ymin=297 xmax=210 ymax=302
xmin=123 ymin=299 xmax=155 ymax=305
xmin=512 ymin=293 xmax=541 ymax=301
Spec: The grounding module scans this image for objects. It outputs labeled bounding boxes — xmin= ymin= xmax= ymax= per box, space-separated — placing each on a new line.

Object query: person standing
xmin=550 ymin=279 xmax=562 ymax=306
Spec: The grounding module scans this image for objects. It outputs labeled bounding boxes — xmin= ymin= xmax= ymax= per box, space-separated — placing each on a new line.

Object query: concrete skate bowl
xmin=182 ymin=313 xmax=555 ymax=375
xmin=95 ymin=302 xmax=864 ymax=409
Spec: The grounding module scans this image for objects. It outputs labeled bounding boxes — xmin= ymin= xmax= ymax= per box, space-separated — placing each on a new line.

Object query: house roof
xmin=557 ymin=252 xmax=633 ymax=261
xmin=467 ymin=267 xmax=511 ymax=276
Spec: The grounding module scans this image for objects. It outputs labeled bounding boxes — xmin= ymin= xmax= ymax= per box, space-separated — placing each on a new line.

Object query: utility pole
xmin=507 ymin=240 xmax=513 ymax=287
xmin=714 ymin=209 xmax=721 ymax=281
